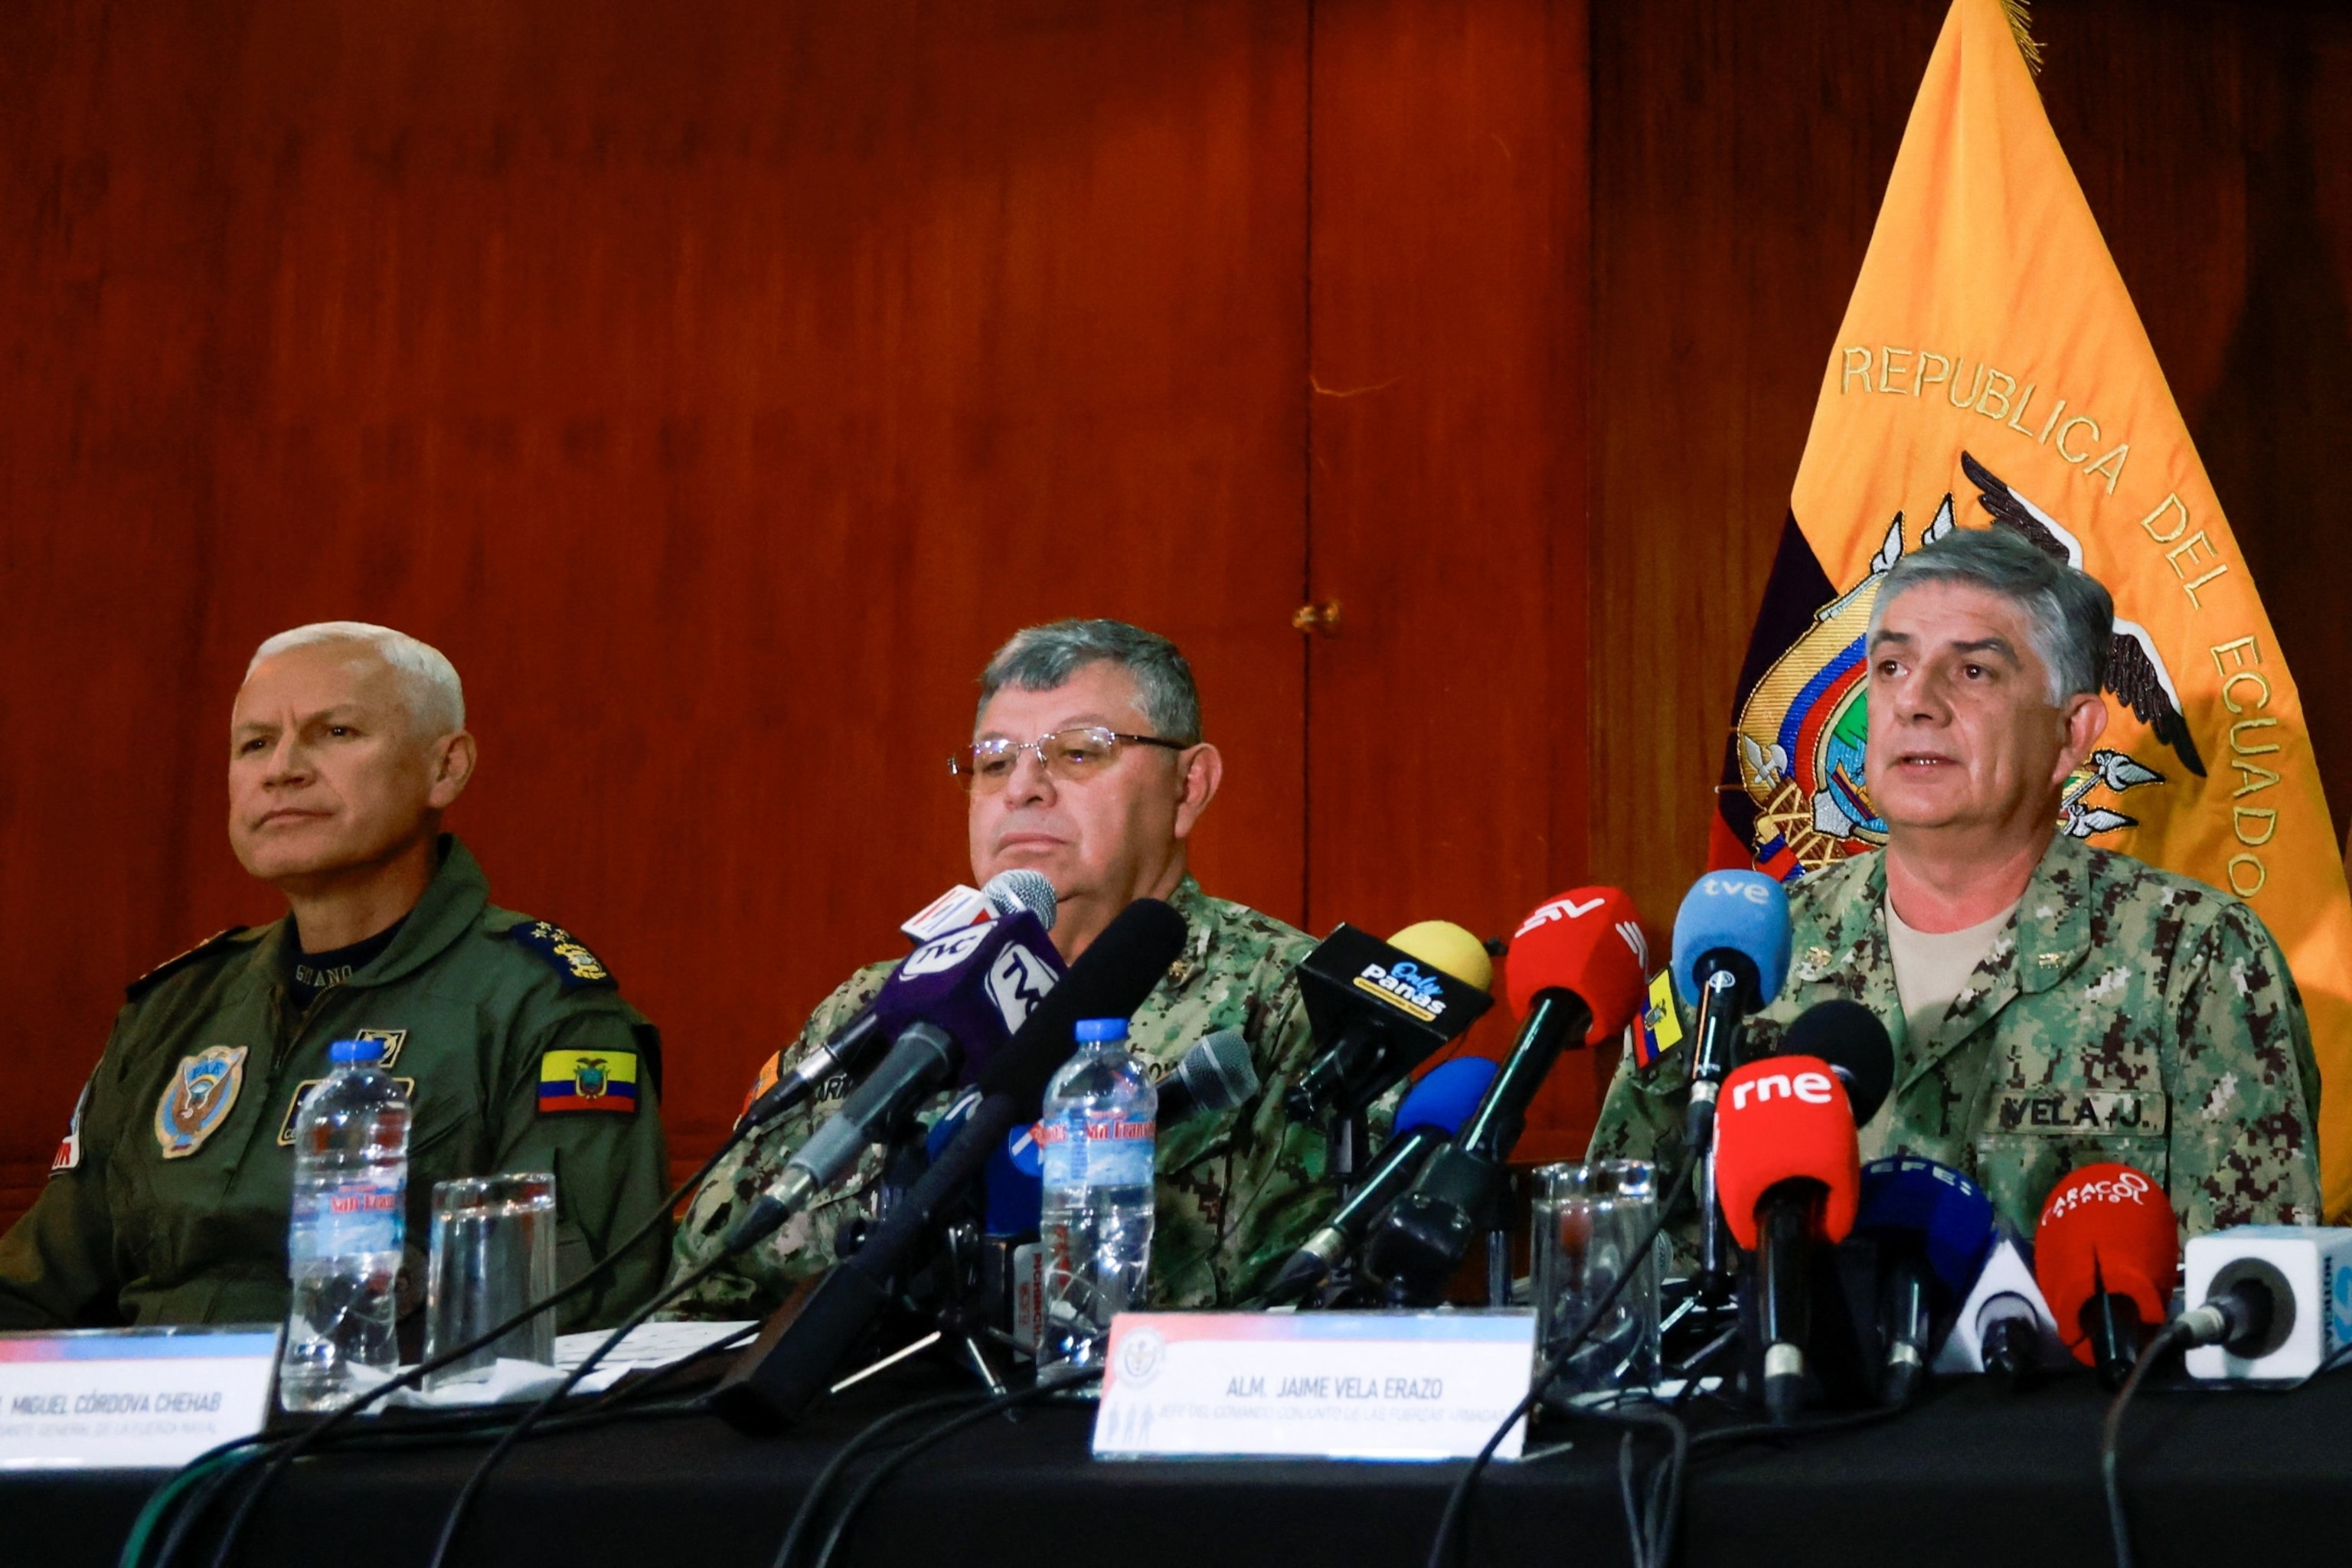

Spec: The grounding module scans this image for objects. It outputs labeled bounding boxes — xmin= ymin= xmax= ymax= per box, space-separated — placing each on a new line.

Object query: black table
xmin=21 ymin=1364 xmax=2352 ymax=1568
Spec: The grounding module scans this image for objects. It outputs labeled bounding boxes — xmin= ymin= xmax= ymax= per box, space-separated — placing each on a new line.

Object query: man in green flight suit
xmin=1592 ymin=527 xmax=2321 ymax=1246
xmin=0 ymin=622 xmax=671 ymax=1331
xmin=667 ymin=619 xmax=1328 ymax=1317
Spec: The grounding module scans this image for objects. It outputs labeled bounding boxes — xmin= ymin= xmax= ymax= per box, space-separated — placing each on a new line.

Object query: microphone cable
xmin=139 ymin=1095 xmax=791 ymax=1568
xmin=1425 ymin=1158 xmax=1696 ymax=1568
xmin=2099 ymin=1324 xmax=2352 ymax=1568
xmin=420 ymin=1249 xmax=743 ymax=1568
xmin=794 ymin=1368 xmax=1106 ymax=1568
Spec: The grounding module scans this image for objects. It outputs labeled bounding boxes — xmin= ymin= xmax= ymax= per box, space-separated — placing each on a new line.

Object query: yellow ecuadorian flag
xmin=1708 ymin=0 xmax=2352 ymax=1214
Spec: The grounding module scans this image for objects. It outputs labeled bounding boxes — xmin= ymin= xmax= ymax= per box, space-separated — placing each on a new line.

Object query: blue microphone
xmin=926 ymin=1089 xmax=1044 ymax=1237
xmin=1262 ymin=1056 xmax=1500 ymax=1305
xmin=1854 ymin=1156 xmax=1998 ymax=1405
xmin=1671 ymin=871 xmax=1793 ymax=1293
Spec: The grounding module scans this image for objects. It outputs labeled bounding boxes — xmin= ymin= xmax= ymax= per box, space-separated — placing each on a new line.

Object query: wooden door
xmin=1302 ymin=0 xmax=1600 ymax=1164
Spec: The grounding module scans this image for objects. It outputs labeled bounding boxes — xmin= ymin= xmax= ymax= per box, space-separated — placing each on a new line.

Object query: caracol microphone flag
xmin=1709 ymin=0 xmax=2352 ymax=1215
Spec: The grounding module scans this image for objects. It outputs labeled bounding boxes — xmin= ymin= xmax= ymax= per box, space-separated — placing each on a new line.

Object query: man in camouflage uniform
xmin=1593 ymin=528 xmax=2320 ymax=1244
xmin=667 ymin=619 xmax=1329 ymax=1315
xmin=0 ymin=623 xmax=670 ymax=1331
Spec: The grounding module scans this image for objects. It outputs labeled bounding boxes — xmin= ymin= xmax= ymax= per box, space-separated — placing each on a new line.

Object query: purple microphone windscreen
xmin=871 ymin=910 xmax=1066 ymax=1080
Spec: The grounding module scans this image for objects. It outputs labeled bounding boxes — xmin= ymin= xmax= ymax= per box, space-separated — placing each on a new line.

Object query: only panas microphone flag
xmin=1708 ymin=0 xmax=2352 ymax=1214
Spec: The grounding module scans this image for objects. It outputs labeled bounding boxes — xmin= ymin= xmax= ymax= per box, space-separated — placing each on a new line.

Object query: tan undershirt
xmin=1885 ymin=895 xmax=2019 ymax=1048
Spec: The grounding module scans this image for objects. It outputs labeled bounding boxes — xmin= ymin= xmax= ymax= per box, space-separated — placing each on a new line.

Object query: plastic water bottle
xmin=1037 ymin=1018 xmax=1157 ymax=1379
xmin=278 ymin=1037 xmax=413 ymax=1411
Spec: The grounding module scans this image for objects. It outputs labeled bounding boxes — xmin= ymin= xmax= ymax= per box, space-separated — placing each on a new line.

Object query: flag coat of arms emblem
xmin=1709 ymin=0 xmax=2352 ymax=1213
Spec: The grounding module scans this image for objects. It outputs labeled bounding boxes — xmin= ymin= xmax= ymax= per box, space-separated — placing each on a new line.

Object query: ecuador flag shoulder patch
xmin=538 ymin=1048 xmax=640 ymax=1115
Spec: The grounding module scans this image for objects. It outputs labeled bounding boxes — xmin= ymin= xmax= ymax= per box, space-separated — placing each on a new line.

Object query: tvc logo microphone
xmin=743 ymin=869 xmax=1061 ymax=1129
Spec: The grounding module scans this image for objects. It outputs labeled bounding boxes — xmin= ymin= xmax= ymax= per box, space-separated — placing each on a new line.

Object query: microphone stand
xmin=1687 ymin=969 xmax=1741 ymax=1304
xmin=1329 ymin=1109 xmax=1370 ymax=1203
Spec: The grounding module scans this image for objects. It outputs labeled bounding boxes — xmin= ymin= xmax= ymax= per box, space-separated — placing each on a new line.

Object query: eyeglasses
xmin=949 ymin=725 xmax=1186 ymax=793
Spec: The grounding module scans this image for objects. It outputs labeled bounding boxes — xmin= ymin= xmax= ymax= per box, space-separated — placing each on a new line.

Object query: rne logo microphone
xmin=1729 ymin=1069 xmax=1837 ymax=1111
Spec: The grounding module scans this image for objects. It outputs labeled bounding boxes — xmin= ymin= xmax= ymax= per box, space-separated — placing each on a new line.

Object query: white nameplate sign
xmin=0 ymin=1325 xmax=280 ymax=1468
xmin=1093 ymin=1310 xmax=1535 ymax=1462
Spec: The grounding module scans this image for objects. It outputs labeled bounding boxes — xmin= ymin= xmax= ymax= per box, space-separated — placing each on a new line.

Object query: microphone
xmin=1771 ymin=999 xmax=1893 ymax=1124
xmin=1361 ymin=888 xmax=1651 ymax=1307
xmin=1929 ymin=1229 xmax=2064 ymax=1383
xmin=1261 ymin=1057 xmax=1499 ymax=1306
xmin=1671 ymin=871 xmax=1792 ymax=1294
xmin=1671 ymin=871 xmax=1793 ymax=1139
xmin=1154 ymin=1028 xmax=1263 ymax=1126
xmin=724 ymin=909 xmax=1067 ymax=1249
xmin=1285 ymin=920 xmax=1494 ymax=1126
xmin=743 ymin=884 xmax=1064 ymax=1129
xmin=714 ymin=898 xmax=1188 ymax=1432
xmin=900 ymin=868 xmax=1060 ymax=944
xmin=2033 ymin=1163 xmax=2177 ymax=1390
xmin=1714 ymin=1031 xmax=1886 ymax=1423
xmin=2180 ymin=1228 xmax=2352 ymax=1380
xmin=1852 ymin=1157 xmax=1998 ymax=1405
xmin=923 ymin=1027 xmax=1259 ymax=1244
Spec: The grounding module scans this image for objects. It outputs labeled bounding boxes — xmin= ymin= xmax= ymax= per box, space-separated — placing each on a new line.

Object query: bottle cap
xmin=1074 ymin=1018 xmax=1129 ymax=1044
xmin=328 ymin=1037 xmax=387 ymax=1065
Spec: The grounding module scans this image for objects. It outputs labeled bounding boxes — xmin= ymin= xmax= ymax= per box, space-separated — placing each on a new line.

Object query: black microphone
xmin=714 ymin=898 xmax=1188 ymax=1433
xmin=1284 ymin=922 xmax=1494 ymax=1125
xmin=1261 ymin=1057 xmax=1498 ymax=1307
xmin=723 ymin=1022 xmax=957 ymax=1253
xmin=1155 ymin=1028 xmax=1261 ymax=1127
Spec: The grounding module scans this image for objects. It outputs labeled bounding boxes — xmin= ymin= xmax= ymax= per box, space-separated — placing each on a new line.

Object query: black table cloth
xmin=19 ymin=1364 xmax=2352 ymax=1568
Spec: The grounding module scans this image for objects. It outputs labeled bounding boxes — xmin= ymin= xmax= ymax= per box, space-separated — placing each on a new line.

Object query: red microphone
xmin=1713 ymin=1053 xmax=1867 ymax=1425
xmin=1503 ymin=887 xmax=1651 ymax=1046
xmin=2033 ymin=1162 xmax=2177 ymax=1388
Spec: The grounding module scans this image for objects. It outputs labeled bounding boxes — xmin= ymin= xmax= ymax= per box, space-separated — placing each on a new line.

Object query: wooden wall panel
xmin=1588 ymin=0 xmax=2352 ymax=953
xmin=0 ymin=0 xmax=1312 ymax=1217
xmin=1305 ymin=0 xmax=1595 ymax=1161
xmin=1586 ymin=0 xmax=1945 ymax=932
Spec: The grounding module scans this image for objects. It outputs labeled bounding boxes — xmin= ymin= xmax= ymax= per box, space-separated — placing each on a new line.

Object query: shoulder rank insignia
xmin=509 ymin=921 xmax=617 ymax=989
xmin=540 ymin=1048 xmax=639 ymax=1114
xmin=127 ymin=927 xmax=250 ymax=1001
xmin=155 ymin=1045 xmax=249 ymax=1159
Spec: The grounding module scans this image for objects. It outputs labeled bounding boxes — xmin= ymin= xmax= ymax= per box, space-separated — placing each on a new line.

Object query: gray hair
xmin=246 ymin=622 xmax=467 ymax=733
xmin=976 ymin=619 xmax=1202 ymax=743
xmin=1868 ymin=527 xmax=2112 ymax=704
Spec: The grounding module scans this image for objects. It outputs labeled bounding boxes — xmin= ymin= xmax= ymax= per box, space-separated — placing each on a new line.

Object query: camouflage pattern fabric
xmin=665 ymin=877 xmax=1333 ymax=1317
xmin=1591 ymin=833 xmax=2321 ymax=1247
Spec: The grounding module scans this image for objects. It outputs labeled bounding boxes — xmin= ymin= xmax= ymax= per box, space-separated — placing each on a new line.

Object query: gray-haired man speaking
xmin=667 ymin=619 xmax=1334 ymax=1317
xmin=0 ymin=623 xmax=671 ymax=1330
xmin=1592 ymin=527 xmax=2321 ymax=1245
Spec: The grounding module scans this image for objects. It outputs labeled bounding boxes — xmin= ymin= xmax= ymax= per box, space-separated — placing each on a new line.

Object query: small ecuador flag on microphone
xmin=1706 ymin=0 xmax=2352 ymax=1213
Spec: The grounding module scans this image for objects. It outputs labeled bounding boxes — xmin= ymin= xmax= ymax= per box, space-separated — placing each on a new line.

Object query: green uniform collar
xmin=250 ymin=835 xmax=492 ymax=998
xmin=1847 ymin=831 xmax=2094 ymax=1096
